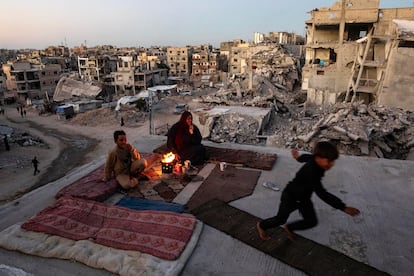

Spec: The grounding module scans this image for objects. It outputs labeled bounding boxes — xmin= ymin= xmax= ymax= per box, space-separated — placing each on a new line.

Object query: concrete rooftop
xmin=0 ymin=135 xmax=413 ymax=276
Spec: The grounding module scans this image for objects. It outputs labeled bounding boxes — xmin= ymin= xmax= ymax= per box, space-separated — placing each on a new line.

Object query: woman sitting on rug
xmin=167 ymin=111 xmax=206 ymax=165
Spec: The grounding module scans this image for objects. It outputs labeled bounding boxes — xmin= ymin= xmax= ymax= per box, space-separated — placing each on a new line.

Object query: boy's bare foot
xmin=256 ymin=222 xmax=271 ymax=240
xmin=282 ymin=225 xmax=296 ymax=241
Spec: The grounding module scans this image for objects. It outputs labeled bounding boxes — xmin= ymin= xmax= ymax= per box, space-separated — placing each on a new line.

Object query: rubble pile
xmin=67 ymin=107 xmax=146 ymax=127
xmin=209 ymin=114 xmax=260 ymax=144
xmin=193 ymin=44 xmax=413 ymax=160
xmin=252 ymin=46 xmax=299 ymax=91
xmin=201 ymin=45 xmax=299 ymax=108
xmin=0 ymin=126 xmax=46 ymax=148
xmin=266 ymin=102 xmax=414 ymax=160
xmin=0 ymin=126 xmax=47 ymax=171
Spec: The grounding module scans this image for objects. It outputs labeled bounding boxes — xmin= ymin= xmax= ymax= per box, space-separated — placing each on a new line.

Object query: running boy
xmin=257 ymin=141 xmax=360 ymax=241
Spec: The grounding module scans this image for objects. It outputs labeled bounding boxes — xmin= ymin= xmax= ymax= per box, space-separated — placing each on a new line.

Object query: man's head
xmin=113 ymin=130 xmax=127 ymax=149
xmin=313 ymin=141 xmax=339 ymax=170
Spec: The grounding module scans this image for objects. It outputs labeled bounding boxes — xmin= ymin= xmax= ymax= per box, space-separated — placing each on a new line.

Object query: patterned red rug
xmin=55 ymin=165 xmax=118 ymax=201
xmin=55 ymin=153 xmax=163 ymax=202
xmin=22 ymin=196 xmax=197 ymax=260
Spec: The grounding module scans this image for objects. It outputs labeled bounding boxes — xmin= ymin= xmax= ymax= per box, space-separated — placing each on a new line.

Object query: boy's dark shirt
xmin=284 ymin=154 xmax=346 ymax=210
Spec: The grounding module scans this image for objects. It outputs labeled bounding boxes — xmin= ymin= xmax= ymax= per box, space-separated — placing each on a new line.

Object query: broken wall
xmin=306 ymin=88 xmax=338 ymax=106
xmin=303 ymin=42 xmax=356 ymax=104
xmin=378 ymin=47 xmax=414 ymax=111
xmin=313 ymin=28 xmax=339 ymax=43
xmin=307 ymin=0 xmax=379 ymax=25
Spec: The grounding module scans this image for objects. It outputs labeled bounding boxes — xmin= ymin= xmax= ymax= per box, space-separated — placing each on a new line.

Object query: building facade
xmin=303 ymin=0 xmax=414 ymax=111
xmin=166 ymin=47 xmax=192 ymax=79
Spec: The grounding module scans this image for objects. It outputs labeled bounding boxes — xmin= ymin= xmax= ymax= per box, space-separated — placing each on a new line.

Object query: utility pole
xmin=148 ymin=89 xmax=154 ymax=135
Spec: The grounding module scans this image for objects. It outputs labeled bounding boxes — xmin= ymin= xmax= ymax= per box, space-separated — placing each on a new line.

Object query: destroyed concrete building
xmin=195 ymin=8 xmax=414 ymax=160
xmin=2 ymin=61 xmax=62 ymax=102
xmin=302 ymin=0 xmax=414 ymax=111
xmin=190 ymin=45 xmax=219 ymax=84
xmin=167 ymin=47 xmax=192 ymax=80
xmin=76 ymin=52 xmax=169 ymax=97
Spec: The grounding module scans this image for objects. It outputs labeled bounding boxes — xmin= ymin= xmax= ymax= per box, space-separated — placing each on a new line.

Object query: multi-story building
xmin=228 ymin=43 xmax=250 ymax=76
xmin=2 ymin=61 xmax=41 ymax=101
xmin=77 ymin=56 xmax=100 ymax=82
xmin=219 ymin=40 xmax=245 ymax=72
xmin=102 ymin=55 xmax=168 ymax=97
xmin=303 ymin=0 xmax=414 ymax=111
xmin=166 ymin=47 xmax=192 ymax=79
xmin=191 ymin=50 xmax=218 ymax=76
xmin=40 ymin=64 xmax=62 ymax=98
xmin=2 ymin=61 xmax=62 ymax=102
xmin=146 ymin=47 xmax=167 ymax=67
xmin=228 ymin=43 xmax=275 ymax=76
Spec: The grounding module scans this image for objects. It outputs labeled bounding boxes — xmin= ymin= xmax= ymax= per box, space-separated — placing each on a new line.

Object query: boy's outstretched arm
xmin=291 ymin=148 xmax=299 ymax=160
xmin=291 ymin=148 xmax=313 ymax=163
xmin=343 ymin=206 xmax=360 ymax=216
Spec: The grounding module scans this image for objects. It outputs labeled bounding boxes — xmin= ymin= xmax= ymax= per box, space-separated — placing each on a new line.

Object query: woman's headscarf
xmin=175 ymin=111 xmax=192 ymax=150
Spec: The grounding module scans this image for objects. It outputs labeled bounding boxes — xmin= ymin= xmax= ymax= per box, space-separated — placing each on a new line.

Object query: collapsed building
xmin=195 ymin=0 xmax=414 ymax=160
xmin=302 ymin=0 xmax=414 ymax=111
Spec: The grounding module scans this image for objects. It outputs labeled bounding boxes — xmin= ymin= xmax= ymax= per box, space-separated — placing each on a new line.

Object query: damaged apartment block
xmin=302 ymin=0 xmax=414 ymax=111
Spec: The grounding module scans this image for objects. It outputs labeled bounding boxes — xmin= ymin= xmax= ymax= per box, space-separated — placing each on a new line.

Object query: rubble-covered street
xmin=196 ymin=44 xmax=414 ymax=160
xmin=265 ymin=101 xmax=414 ymax=160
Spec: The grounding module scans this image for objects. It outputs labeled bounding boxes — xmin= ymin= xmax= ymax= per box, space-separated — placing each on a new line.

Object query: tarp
xmin=115 ymin=92 xmax=159 ymax=111
xmin=393 ymin=19 xmax=414 ymax=40
xmin=53 ymin=77 xmax=102 ymax=102
xmin=115 ymin=96 xmax=140 ymax=111
xmin=147 ymin=85 xmax=177 ymax=92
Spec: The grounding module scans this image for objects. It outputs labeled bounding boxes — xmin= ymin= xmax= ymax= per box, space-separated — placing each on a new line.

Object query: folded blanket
xmin=21 ymin=196 xmax=196 ymax=260
xmin=116 ymin=196 xmax=186 ymax=213
xmin=0 ymin=221 xmax=203 ymax=276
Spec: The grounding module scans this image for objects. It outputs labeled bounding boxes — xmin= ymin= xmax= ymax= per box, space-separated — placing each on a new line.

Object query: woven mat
xmin=153 ymin=144 xmax=277 ymax=170
xmin=186 ymin=165 xmax=261 ymax=211
xmin=191 ymin=199 xmax=390 ymax=276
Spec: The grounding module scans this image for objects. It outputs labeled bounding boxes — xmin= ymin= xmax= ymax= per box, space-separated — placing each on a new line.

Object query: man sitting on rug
xmin=167 ymin=111 xmax=206 ymax=165
xmin=102 ymin=130 xmax=147 ymax=189
xmin=257 ymin=141 xmax=360 ymax=241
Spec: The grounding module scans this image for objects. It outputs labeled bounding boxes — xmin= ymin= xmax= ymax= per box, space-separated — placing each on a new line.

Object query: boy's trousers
xmin=260 ymin=191 xmax=318 ymax=231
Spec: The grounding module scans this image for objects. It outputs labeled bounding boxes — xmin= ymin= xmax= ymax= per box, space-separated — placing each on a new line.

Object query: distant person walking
xmin=23 ymin=109 xmax=27 ymax=117
xmin=120 ymin=117 xmax=125 ymax=126
xmin=4 ymin=135 xmax=10 ymax=151
xmin=20 ymin=109 xmax=24 ymax=118
xmin=32 ymin=156 xmax=40 ymax=175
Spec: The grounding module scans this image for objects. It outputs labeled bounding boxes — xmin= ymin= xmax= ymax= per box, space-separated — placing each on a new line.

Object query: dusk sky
xmin=1 ymin=0 xmax=413 ymax=49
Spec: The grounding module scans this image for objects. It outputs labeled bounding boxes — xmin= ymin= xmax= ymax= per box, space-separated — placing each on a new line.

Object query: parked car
xmin=179 ymin=90 xmax=192 ymax=96
xmin=173 ymin=103 xmax=187 ymax=114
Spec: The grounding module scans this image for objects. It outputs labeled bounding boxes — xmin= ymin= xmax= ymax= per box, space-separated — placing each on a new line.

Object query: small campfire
xmin=161 ymin=152 xmax=176 ymax=174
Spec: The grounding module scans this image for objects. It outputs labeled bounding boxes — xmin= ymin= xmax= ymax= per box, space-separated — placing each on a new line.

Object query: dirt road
xmin=0 ymin=106 xmax=150 ymax=203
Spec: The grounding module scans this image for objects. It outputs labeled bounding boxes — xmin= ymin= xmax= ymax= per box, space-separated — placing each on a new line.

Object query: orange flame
xmin=162 ymin=152 xmax=175 ymax=163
